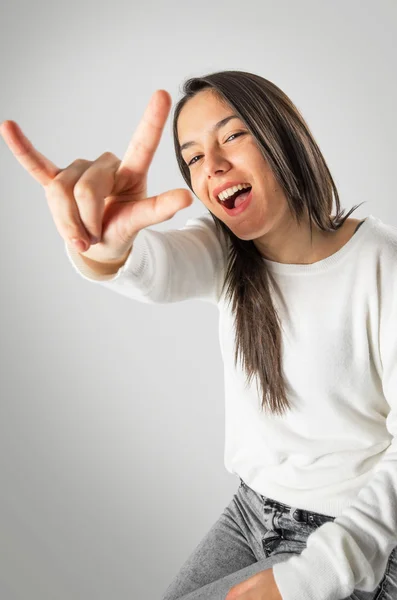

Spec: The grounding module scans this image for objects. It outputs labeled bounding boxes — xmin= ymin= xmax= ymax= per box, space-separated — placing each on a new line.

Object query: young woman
xmin=2 ymin=70 xmax=397 ymax=600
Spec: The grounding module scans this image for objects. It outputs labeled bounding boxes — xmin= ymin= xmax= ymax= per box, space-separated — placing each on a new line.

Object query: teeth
xmin=218 ymin=183 xmax=251 ymax=202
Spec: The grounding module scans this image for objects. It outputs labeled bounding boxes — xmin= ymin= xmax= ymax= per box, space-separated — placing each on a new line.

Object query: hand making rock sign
xmin=0 ymin=90 xmax=193 ymax=266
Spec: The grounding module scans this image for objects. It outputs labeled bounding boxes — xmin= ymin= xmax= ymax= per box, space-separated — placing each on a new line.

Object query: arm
xmin=64 ymin=212 xmax=228 ymax=305
xmin=272 ymin=273 xmax=397 ymax=600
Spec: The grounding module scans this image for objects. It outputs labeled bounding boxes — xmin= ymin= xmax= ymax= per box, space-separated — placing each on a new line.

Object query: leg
xmin=161 ymin=480 xmax=291 ymax=600
xmin=162 ymin=477 xmax=397 ymax=600
xmin=162 ymin=551 xmax=292 ymax=600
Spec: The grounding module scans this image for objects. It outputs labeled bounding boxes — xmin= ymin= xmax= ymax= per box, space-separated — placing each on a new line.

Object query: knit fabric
xmin=65 ymin=213 xmax=397 ymax=599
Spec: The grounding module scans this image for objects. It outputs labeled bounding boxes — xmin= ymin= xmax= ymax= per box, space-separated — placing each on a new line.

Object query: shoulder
xmin=361 ymin=215 xmax=397 ymax=254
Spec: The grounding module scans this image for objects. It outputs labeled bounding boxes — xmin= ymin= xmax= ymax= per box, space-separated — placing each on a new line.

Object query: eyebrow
xmin=179 ymin=115 xmax=241 ymax=153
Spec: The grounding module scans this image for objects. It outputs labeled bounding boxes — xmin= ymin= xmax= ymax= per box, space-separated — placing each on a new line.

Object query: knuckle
xmin=74 ymin=182 xmax=96 ymax=202
xmin=72 ymin=158 xmax=90 ymax=167
xmin=100 ymin=151 xmax=116 ymax=160
xmin=46 ymin=178 xmax=69 ymax=198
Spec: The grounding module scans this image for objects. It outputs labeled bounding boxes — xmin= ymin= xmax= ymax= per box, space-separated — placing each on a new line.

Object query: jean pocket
xmin=271 ymin=537 xmax=307 ymax=557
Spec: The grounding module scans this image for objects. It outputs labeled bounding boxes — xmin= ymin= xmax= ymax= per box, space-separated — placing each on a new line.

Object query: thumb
xmin=124 ymin=188 xmax=194 ymax=234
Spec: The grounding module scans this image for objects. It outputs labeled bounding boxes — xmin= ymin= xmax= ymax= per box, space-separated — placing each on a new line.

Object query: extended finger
xmin=118 ymin=89 xmax=172 ymax=181
xmin=0 ymin=120 xmax=61 ymax=187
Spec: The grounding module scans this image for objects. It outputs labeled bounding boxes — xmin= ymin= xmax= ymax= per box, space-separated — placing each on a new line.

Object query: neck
xmin=253 ymin=211 xmax=335 ymax=265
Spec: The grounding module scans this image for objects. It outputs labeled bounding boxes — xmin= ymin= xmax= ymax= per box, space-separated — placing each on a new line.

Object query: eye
xmin=226 ymin=132 xmax=244 ymax=142
xmin=186 ymin=132 xmax=246 ymax=167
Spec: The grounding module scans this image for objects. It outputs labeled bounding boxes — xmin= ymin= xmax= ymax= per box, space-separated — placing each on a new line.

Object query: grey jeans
xmin=161 ymin=477 xmax=397 ymax=600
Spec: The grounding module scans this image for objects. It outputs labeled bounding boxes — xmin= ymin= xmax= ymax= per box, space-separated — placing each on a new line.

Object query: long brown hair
xmin=172 ymin=70 xmax=365 ymax=417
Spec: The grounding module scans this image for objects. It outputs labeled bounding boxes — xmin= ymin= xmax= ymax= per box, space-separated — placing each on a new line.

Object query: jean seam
xmin=372 ymin=548 xmax=395 ymax=600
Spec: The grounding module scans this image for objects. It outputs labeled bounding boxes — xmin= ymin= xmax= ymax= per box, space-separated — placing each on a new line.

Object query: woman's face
xmin=176 ymin=89 xmax=289 ymax=241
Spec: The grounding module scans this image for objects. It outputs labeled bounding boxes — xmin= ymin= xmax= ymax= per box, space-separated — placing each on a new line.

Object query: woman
xmin=2 ymin=70 xmax=397 ymax=600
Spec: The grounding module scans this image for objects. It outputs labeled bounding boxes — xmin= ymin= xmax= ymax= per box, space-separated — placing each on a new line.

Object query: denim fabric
xmin=161 ymin=477 xmax=397 ymax=600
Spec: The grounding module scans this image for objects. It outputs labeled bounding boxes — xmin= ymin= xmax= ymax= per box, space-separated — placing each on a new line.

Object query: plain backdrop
xmin=0 ymin=0 xmax=396 ymax=598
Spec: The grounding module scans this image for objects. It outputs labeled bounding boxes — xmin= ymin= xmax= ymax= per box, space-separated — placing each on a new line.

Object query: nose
xmin=204 ymin=148 xmax=231 ymax=178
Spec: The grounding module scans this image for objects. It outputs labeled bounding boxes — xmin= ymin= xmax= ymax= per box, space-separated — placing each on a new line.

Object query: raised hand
xmin=0 ymin=90 xmax=193 ymax=264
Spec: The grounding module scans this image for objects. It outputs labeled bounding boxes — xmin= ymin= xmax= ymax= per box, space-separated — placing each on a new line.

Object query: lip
xmin=219 ymin=187 xmax=253 ymax=217
xmin=212 ymin=180 xmax=251 ymax=202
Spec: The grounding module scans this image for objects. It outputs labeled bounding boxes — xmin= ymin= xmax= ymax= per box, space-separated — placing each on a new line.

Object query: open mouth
xmin=217 ymin=185 xmax=252 ymax=209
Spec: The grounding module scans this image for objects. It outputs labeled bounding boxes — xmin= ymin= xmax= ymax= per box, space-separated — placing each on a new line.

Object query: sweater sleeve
xmin=272 ymin=292 xmax=397 ymax=600
xmin=64 ymin=212 xmax=227 ymax=305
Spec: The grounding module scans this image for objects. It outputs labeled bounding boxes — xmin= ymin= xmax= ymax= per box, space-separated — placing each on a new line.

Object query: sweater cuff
xmin=64 ymin=231 xmax=147 ymax=283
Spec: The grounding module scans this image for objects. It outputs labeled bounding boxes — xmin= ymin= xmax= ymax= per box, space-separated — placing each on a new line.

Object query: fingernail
xmin=71 ymin=238 xmax=88 ymax=252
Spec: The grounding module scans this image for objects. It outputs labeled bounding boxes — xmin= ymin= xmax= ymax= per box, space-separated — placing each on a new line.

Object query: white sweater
xmin=64 ymin=213 xmax=397 ymax=600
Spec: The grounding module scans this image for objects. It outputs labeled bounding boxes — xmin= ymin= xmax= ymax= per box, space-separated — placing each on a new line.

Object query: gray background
xmin=0 ymin=0 xmax=396 ymax=598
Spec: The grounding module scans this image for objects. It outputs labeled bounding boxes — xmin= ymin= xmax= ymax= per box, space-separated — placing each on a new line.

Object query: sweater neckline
xmin=262 ymin=215 xmax=375 ymax=274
